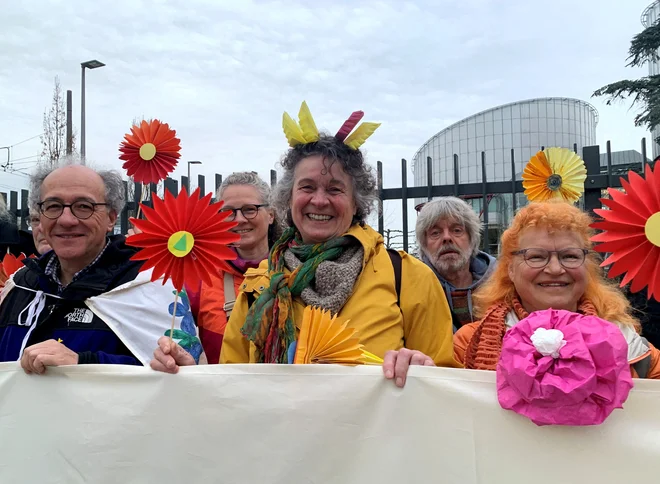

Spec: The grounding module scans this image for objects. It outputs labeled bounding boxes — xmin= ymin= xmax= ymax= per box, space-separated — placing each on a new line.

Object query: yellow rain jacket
xmin=220 ymin=224 xmax=460 ymax=367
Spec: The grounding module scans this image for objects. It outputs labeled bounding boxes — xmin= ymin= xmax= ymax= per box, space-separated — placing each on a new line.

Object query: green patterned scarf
xmin=240 ymin=226 xmax=354 ymax=363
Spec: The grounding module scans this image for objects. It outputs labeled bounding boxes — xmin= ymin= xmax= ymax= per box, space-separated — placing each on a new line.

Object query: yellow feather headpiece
xmin=282 ymin=101 xmax=380 ymax=150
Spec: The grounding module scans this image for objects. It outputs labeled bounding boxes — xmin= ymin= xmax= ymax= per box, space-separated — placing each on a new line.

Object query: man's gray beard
xmin=432 ymin=251 xmax=470 ymax=277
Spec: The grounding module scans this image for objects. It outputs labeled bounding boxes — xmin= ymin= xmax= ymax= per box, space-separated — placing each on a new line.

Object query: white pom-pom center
xmin=530 ymin=327 xmax=566 ymax=358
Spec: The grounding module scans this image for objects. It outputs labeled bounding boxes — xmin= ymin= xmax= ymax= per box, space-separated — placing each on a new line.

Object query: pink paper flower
xmin=497 ymin=309 xmax=633 ymax=426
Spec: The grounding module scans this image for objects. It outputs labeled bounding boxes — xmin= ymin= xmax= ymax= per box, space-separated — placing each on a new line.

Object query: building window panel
xmin=521 ymin=132 xmax=531 ymax=148
xmin=476 ymin=122 xmax=485 ymax=137
xmin=503 ymin=132 xmax=513 ymax=149
xmin=468 ymin=136 xmax=476 ymax=153
xmin=511 ymin=104 xmax=521 ymax=119
xmin=530 ymin=132 xmax=539 ymax=149
xmin=485 ymin=121 xmax=494 ymax=135
xmin=503 ymin=121 xmax=513 ymax=134
xmin=469 ymin=166 xmax=477 ymax=182
xmin=502 ymin=106 xmax=512 ymax=120
xmin=521 ymin=118 xmax=530 ymax=133
xmin=530 ymin=103 xmax=539 ymax=117
xmin=521 ymin=103 xmax=530 ymax=118
xmin=476 ymin=135 xmax=485 ymax=151
xmin=460 ymin=139 xmax=468 ymax=154
xmin=554 ymin=118 xmax=563 ymax=133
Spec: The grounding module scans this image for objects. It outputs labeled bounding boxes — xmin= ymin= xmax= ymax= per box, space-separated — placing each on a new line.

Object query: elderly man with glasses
xmin=0 ymin=163 xmax=152 ymax=372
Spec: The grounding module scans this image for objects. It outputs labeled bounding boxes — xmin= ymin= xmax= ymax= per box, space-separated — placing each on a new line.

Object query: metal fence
xmin=1 ymin=139 xmax=655 ymax=257
xmin=376 ymin=138 xmax=655 ymax=255
xmin=1 ymin=169 xmax=279 ymax=234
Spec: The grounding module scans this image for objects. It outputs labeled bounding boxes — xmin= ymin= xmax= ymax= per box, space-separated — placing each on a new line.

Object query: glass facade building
xmin=642 ymin=1 xmax=660 ymax=159
xmin=411 ymin=97 xmax=598 ymax=254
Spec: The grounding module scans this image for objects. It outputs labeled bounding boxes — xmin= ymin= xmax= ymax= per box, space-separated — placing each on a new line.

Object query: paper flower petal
xmin=591 ymin=163 xmax=660 ymax=300
xmin=1 ymin=252 xmax=27 ymax=279
xmin=497 ymin=309 xmax=633 ymax=426
xmin=282 ymin=112 xmax=307 ymax=147
xmin=344 ymin=122 xmax=381 ymax=150
xmin=298 ymin=101 xmax=320 ymax=143
xmin=294 ymin=306 xmax=382 ymax=365
xmin=335 ymin=111 xmax=364 ymax=142
xmin=522 ymin=147 xmax=586 ymax=203
xmin=119 ymin=119 xmax=181 ymax=184
xmin=126 ymin=187 xmax=240 ymax=292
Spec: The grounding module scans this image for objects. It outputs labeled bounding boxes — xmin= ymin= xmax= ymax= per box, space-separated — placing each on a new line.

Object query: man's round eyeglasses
xmin=511 ymin=248 xmax=590 ymax=269
xmin=220 ymin=204 xmax=268 ymax=221
xmin=38 ymin=200 xmax=109 ymax=220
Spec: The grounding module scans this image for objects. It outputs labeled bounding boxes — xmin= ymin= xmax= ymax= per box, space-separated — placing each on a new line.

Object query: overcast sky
xmin=0 ymin=0 xmax=655 ymax=235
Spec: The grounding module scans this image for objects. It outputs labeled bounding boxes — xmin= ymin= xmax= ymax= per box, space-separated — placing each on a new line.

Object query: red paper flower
xmin=2 ymin=252 xmax=27 ymax=278
xmin=119 ymin=119 xmax=181 ymax=184
xmin=591 ymin=163 xmax=660 ymax=300
xmin=126 ymin=187 xmax=240 ymax=292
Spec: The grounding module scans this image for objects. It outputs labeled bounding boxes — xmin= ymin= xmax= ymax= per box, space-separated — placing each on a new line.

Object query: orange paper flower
xmin=522 ymin=148 xmax=587 ymax=203
xmin=119 ymin=119 xmax=181 ymax=184
xmin=126 ymin=187 xmax=240 ymax=292
xmin=591 ymin=164 xmax=660 ymax=300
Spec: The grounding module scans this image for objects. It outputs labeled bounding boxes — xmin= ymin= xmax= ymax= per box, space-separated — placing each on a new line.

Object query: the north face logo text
xmin=64 ymin=308 xmax=94 ymax=324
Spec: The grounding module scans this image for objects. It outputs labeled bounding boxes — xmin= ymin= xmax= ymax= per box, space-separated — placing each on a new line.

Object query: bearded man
xmin=415 ymin=197 xmax=495 ymax=331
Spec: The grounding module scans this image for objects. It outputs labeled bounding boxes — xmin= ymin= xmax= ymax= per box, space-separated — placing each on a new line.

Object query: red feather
xmin=335 ymin=111 xmax=364 ymax=142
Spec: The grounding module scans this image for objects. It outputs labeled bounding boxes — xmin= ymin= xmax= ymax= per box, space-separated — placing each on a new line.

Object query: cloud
xmin=0 ymin=0 xmax=655 ymax=233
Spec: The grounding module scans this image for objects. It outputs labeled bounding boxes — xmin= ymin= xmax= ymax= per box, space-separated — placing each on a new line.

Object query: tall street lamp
xmin=80 ymin=59 xmax=105 ymax=163
xmin=187 ymin=160 xmax=203 ymax=192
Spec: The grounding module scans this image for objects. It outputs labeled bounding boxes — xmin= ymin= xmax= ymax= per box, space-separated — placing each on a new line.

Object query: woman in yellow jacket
xmin=152 ymin=105 xmax=459 ymax=386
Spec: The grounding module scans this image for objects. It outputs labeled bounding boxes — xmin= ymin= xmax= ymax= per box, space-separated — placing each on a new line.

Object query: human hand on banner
xmin=151 ymin=336 xmax=195 ymax=373
xmin=383 ymin=348 xmax=435 ymax=388
xmin=20 ymin=339 xmax=78 ymax=374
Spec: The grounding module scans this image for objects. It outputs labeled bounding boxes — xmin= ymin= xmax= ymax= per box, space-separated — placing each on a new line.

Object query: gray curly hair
xmin=416 ymin=197 xmax=483 ymax=257
xmin=272 ymin=133 xmax=378 ymax=226
xmin=29 ymin=158 xmax=125 ymax=215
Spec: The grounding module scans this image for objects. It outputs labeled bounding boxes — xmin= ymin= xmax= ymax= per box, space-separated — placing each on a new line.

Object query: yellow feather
xmin=344 ymin=122 xmax=381 ymax=150
xmin=282 ymin=112 xmax=307 ymax=147
xmin=298 ymin=101 xmax=319 ymax=143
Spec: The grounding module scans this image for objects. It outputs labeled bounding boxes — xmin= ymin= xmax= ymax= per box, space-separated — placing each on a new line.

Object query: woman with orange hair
xmin=454 ymin=200 xmax=660 ymax=378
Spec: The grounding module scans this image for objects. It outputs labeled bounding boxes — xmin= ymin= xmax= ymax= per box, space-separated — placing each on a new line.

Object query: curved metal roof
xmin=412 ymin=97 xmax=599 ymax=162
xmin=641 ymin=1 xmax=659 ymax=27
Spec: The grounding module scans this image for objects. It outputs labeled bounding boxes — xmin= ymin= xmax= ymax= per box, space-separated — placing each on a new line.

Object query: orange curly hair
xmin=473 ymin=200 xmax=638 ymax=328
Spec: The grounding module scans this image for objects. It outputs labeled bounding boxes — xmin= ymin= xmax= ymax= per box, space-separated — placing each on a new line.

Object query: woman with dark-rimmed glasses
xmin=184 ymin=172 xmax=280 ymax=364
xmin=454 ymin=200 xmax=660 ymax=379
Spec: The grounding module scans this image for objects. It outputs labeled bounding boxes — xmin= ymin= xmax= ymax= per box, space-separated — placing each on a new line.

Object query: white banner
xmin=0 ymin=362 xmax=659 ymax=483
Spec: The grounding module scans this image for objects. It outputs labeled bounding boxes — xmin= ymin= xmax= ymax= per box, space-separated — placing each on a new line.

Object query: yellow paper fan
xmin=344 ymin=122 xmax=381 ymax=150
xmin=522 ymin=147 xmax=587 ymax=203
xmin=294 ymin=306 xmax=383 ymax=365
xmin=282 ymin=112 xmax=307 ymax=147
xmin=298 ymin=101 xmax=320 ymax=143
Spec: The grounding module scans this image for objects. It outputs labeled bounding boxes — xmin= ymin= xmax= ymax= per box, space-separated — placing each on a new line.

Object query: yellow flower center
xmin=645 ymin=212 xmax=660 ymax=248
xmin=167 ymin=231 xmax=194 ymax=257
xmin=139 ymin=143 xmax=157 ymax=161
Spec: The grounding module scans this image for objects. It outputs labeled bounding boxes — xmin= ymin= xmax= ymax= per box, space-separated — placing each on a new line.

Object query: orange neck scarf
xmin=464 ymin=297 xmax=598 ymax=370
